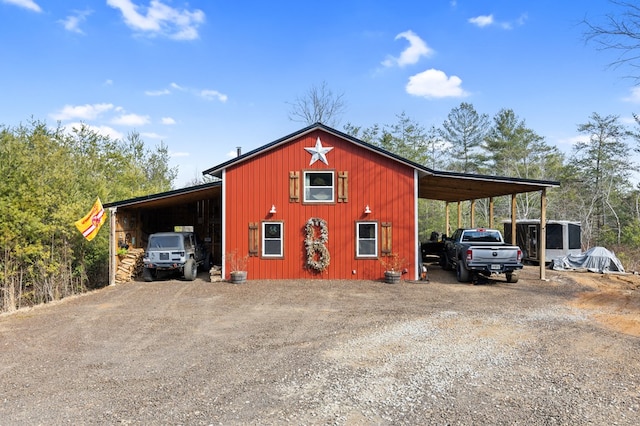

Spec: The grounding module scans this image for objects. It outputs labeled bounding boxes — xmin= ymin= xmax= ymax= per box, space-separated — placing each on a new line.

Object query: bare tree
xmin=570 ymin=113 xmax=635 ymax=245
xmin=583 ymin=0 xmax=640 ymax=81
xmin=287 ymin=81 xmax=347 ymax=127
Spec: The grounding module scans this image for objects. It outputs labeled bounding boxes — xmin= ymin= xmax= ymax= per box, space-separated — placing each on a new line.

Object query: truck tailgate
xmin=471 ymin=247 xmax=519 ymax=263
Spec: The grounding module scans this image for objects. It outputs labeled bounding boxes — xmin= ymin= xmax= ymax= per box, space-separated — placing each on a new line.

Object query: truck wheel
xmin=456 ymin=262 xmax=471 ymax=283
xmin=440 ymin=254 xmax=452 ymax=271
xmin=184 ymin=259 xmax=197 ymax=281
xmin=506 ymin=272 xmax=519 ymax=283
xmin=143 ymin=268 xmax=155 ymax=282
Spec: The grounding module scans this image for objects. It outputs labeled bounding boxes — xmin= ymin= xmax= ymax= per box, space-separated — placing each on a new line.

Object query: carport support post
xmin=109 ymin=207 xmax=117 ymax=286
xmin=540 ymin=189 xmax=547 ymax=280
xmin=510 ymin=194 xmax=517 ymax=245
xmin=457 ymin=201 xmax=462 ymax=228
xmin=445 ymin=202 xmax=450 ymax=235
xmin=489 ymin=197 xmax=494 ymax=228
xmin=470 ymin=199 xmax=476 ymax=228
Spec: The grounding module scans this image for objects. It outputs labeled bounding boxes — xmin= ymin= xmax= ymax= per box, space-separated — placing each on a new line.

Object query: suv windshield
xmin=149 ymin=235 xmax=181 ymax=249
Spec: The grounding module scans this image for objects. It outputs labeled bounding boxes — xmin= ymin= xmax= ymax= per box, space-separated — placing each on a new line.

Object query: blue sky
xmin=1 ymin=0 xmax=638 ymax=186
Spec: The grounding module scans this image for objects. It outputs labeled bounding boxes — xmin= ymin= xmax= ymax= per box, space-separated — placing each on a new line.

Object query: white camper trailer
xmin=503 ymin=220 xmax=581 ymax=263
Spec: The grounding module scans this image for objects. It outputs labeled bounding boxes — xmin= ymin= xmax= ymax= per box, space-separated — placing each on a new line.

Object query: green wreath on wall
xmin=305 ymin=217 xmax=330 ymax=272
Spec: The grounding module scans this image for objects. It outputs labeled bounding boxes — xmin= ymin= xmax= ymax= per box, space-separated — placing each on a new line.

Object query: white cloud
xmin=111 ymin=113 xmax=150 ymax=126
xmin=106 ymin=0 xmax=205 ymax=40
xmin=59 ymin=9 xmax=92 ymax=34
xmin=170 ymin=151 xmax=190 ymax=158
xmin=406 ymin=69 xmax=468 ymax=98
xmin=146 ymin=82 xmax=229 ymax=103
xmin=2 ymin=0 xmax=41 ymax=12
xmin=515 ymin=14 xmax=528 ymax=26
xmin=382 ymin=30 xmax=433 ymax=68
xmin=469 ymin=13 xmax=527 ymax=30
xmin=620 ymin=115 xmax=637 ymax=125
xmin=200 ymin=89 xmax=228 ymax=102
xmin=145 ymin=88 xmax=171 ymax=96
xmin=558 ymin=135 xmax=589 ymax=150
xmin=623 ymin=87 xmax=640 ymax=103
xmin=141 ymin=131 xmax=163 ymax=139
xmin=161 ymin=117 xmax=176 ymax=125
xmin=64 ymin=122 xmax=124 ymax=140
xmin=468 ymin=14 xmax=493 ymax=28
xmin=50 ymin=103 xmax=114 ymax=121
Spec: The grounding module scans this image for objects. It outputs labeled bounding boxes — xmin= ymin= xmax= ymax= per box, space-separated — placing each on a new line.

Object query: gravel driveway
xmin=1 ymin=265 xmax=639 ymax=425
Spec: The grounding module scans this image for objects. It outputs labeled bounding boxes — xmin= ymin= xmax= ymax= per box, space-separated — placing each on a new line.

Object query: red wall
xmin=224 ymin=129 xmax=416 ymax=280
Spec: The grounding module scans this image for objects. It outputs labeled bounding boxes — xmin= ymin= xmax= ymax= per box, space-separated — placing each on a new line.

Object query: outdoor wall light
xmin=269 ymin=205 xmax=277 ymax=214
xmin=364 ymin=205 xmax=371 ymax=214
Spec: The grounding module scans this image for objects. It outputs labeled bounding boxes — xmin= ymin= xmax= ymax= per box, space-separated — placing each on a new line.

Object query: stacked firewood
xmin=115 ymin=248 xmax=145 ymax=283
xmin=210 ymin=265 xmax=223 ymax=282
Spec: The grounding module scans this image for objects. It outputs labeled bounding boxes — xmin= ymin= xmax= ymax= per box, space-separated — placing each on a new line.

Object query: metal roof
xmin=103 ymin=181 xmax=221 ymax=210
xmin=203 ymin=122 xmax=559 ymax=203
xmin=418 ymin=170 xmax=558 ymax=202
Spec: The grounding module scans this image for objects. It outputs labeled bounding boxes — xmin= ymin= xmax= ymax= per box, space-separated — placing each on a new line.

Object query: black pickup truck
xmin=440 ymin=228 xmax=523 ymax=283
xmin=420 ymin=231 xmax=445 ymax=261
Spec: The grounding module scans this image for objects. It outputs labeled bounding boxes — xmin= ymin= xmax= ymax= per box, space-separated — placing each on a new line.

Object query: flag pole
xmin=109 ymin=207 xmax=117 ymax=286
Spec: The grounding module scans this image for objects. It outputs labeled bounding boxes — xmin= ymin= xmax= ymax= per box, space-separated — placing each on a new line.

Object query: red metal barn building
xmin=203 ymin=123 xmax=420 ymax=281
xmin=105 ymin=123 xmax=559 ymax=284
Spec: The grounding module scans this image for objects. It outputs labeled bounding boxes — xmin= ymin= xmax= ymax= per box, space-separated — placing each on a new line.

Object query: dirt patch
xmin=561 ymin=270 xmax=640 ymax=336
xmin=0 ymin=265 xmax=639 ymax=424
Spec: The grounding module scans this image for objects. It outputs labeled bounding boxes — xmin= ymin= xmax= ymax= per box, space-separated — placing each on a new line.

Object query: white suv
xmin=142 ymin=232 xmax=210 ymax=281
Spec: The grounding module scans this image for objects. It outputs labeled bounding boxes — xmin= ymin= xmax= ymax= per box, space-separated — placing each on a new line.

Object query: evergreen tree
xmin=484 ymin=108 xmax=565 ymax=219
xmin=439 ymin=102 xmax=490 ymax=173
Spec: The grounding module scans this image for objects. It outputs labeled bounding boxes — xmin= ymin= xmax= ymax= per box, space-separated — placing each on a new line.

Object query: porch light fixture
xmin=269 ymin=204 xmax=277 ymax=214
xmin=364 ymin=205 xmax=371 ymax=214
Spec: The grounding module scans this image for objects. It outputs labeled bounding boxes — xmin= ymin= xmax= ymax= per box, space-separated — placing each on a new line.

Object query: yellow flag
xmin=75 ymin=198 xmax=107 ymax=241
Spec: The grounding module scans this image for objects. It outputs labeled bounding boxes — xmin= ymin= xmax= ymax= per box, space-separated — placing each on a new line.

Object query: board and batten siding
xmin=224 ymin=129 xmax=416 ymax=280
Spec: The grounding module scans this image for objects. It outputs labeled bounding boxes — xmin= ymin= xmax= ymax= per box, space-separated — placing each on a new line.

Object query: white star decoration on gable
xmin=304 ymin=137 xmax=333 ymax=165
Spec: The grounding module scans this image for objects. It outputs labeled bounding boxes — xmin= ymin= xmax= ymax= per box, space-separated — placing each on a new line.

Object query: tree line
xmin=341 ymin=105 xmax=640 ymax=270
xmin=0 ymin=120 xmax=176 ymax=312
xmin=3 ymin=101 xmax=640 ymax=313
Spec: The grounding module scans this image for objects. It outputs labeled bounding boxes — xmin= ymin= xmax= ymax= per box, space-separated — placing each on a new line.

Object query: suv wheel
xmin=201 ymin=254 xmax=211 ymax=272
xmin=184 ymin=258 xmax=197 ymax=281
xmin=143 ymin=268 xmax=155 ymax=282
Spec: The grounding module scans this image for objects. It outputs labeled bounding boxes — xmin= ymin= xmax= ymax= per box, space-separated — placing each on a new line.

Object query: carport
xmin=103 ymin=182 xmax=222 ymax=285
xmin=417 ymin=168 xmax=560 ymax=280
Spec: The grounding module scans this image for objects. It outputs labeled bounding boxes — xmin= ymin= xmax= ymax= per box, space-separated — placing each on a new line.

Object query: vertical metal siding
xmin=224 ymin=130 xmax=416 ymax=280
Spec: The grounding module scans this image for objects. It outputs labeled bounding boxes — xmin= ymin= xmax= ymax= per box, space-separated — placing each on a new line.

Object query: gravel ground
xmin=0 ymin=264 xmax=639 ymax=425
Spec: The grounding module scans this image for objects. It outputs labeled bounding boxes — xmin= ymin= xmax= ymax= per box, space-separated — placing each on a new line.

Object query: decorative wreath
xmin=305 ymin=217 xmax=330 ymax=272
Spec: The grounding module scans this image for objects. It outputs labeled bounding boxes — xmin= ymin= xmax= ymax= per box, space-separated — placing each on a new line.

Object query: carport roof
xmin=103 ymin=181 xmax=221 ymax=210
xmin=418 ymin=170 xmax=558 ymax=202
xmin=202 ymin=122 xmax=559 ymax=203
